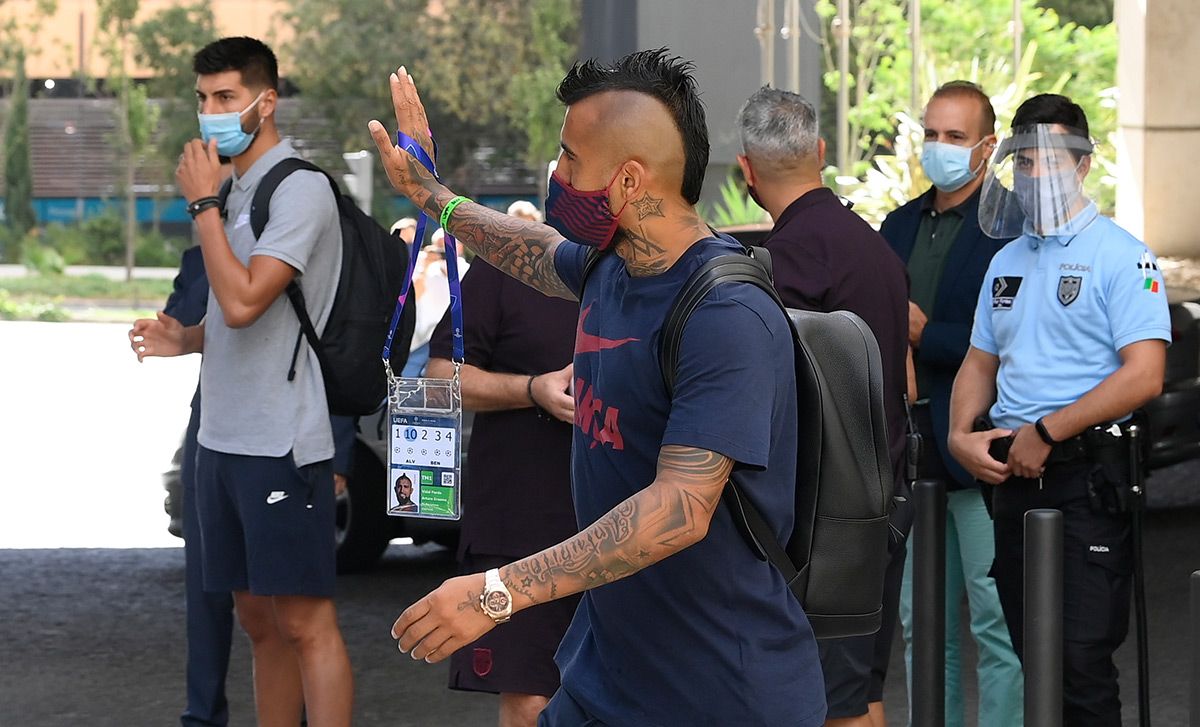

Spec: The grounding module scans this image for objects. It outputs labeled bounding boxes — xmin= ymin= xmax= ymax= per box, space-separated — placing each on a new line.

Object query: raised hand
xmin=367 ymin=67 xmax=446 ymax=217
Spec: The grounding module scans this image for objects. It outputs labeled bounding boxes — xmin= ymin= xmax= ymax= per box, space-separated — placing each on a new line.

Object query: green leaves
xmin=816 ymin=0 xmax=1118 ymax=224
xmin=3 ymin=48 xmax=35 ymax=242
xmin=698 ymin=175 xmax=769 ymax=228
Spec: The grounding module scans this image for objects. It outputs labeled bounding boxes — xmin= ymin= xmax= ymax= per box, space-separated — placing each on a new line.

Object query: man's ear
xmin=1078 ymin=154 xmax=1093 ymax=180
xmin=736 ymin=154 xmax=755 ymax=188
xmin=616 ymin=159 xmax=647 ymax=206
xmin=816 ymin=138 xmax=827 ymax=169
xmin=258 ymin=88 xmax=278 ymax=122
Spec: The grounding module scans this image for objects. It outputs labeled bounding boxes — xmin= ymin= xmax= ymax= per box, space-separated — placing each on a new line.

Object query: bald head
xmin=567 ymin=91 xmax=687 ymax=200
xmin=556 ymin=48 xmax=709 ymax=204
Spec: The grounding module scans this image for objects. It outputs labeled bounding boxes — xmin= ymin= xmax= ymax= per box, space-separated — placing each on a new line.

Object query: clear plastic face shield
xmin=978 ymin=124 xmax=1095 ymax=238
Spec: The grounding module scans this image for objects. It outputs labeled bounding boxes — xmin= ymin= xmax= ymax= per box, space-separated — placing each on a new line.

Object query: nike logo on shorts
xmin=266 ymin=491 xmax=289 ymax=505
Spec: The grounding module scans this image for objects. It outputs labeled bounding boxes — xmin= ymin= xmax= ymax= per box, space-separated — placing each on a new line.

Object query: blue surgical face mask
xmin=198 ymin=91 xmax=265 ymax=157
xmin=920 ymin=139 xmax=986 ymax=193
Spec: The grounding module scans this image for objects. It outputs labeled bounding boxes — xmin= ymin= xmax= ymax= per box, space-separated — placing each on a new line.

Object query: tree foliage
xmin=506 ymin=0 xmax=578 ymax=168
xmin=133 ymin=3 xmax=217 ymax=182
xmin=1039 ymin=0 xmax=1111 ymax=28
xmin=4 ymin=48 xmax=35 ymax=243
xmin=96 ymin=0 xmax=157 ymax=279
xmin=814 ymin=0 xmax=1117 ymax=221
xmin=281 ymin=0 xmax=577 ymax=216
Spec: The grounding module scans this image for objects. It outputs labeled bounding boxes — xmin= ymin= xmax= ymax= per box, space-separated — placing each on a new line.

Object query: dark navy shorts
xmin=448 ymin=551 xmax=580 ymax=697
xmin=195 ymin=446 xmax=336 ymax=597
xmin=538 ymin=688 xmax=606 ymax=727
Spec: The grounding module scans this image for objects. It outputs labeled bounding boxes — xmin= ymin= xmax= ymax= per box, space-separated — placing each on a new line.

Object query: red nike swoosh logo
xmin=575 ymin=303 xmax=639 ymax=354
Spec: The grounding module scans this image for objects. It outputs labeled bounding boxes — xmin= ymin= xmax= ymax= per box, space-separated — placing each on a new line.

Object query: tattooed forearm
xmin=500 ymin=446 xmax=731 ymax=610
xmin=430 ymin=197 xmax=575 ymax=300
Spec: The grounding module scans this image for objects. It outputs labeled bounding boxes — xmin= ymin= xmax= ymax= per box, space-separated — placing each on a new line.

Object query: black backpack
xmin=218 ymin=158 xmax=416 ymax=416
xmin=583 ymin=243 xmax=894 ymax=639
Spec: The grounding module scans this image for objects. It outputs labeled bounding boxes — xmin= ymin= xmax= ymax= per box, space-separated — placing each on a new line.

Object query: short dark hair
xmin=929 ymin=81 xmax=997 ymax=138
xmin=556 ymin=48 xmax=709 ymax=205
xmin=192 ymin=36 xmax=279 ymax=92
xmin=395 ymin=474 xmax=412 ymax=485
xmin=1011 ymin=93 xmax=1089 ymax=137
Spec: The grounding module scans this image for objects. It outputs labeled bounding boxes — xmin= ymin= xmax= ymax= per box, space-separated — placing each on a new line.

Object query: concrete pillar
xmin=1116 ymin=0 xmax=1200 ymax=257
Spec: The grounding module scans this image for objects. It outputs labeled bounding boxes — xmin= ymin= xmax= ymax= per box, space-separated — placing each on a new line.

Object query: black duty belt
xmin=976 ymin=416 xmax=1130 ymax=466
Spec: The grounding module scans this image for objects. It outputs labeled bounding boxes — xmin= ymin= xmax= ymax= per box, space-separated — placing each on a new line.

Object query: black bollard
xmin=1025 ymin=509 xmax=1063 ymax=727
xmin=1192 ymin=571 xmax=1200 ymax=727
xmin=912 ymin=478 xmax=946 ymax=727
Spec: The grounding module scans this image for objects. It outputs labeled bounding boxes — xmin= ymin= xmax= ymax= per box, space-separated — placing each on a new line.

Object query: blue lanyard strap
xmin=381 ymin=131 xmax=465 ymax=368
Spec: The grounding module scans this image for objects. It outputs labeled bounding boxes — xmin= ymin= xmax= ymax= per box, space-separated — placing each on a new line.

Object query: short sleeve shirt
xmin=970 ymin=205 xmax=1171 ymax=429
xmin=550 ymin=236 xmax=826 ymax=727
xmin=198 ymin=140 xmax=343 ymax=467
xmin=427 ymin=260 xmax=579 ymax=559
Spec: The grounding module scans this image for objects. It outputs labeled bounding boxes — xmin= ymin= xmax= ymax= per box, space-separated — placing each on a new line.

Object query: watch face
xmin=484 ymin=590 xmax=511 ymax=615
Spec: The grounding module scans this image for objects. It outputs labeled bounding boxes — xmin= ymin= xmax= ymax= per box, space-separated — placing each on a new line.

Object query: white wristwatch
xmin=479 ymin=568 xmax=513 ymax=624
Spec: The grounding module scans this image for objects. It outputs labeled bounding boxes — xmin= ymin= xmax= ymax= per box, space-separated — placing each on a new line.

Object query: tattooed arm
xmin=390 ymin=444 xmax=732 ymax=662
xmin=368 ymin=68 xmax=574 ymax=300
xmin=500 ymin=445 xmax=731 ymax=607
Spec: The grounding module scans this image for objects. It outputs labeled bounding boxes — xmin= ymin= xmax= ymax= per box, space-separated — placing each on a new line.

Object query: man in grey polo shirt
xmin=129 ymin=37 xmax=352 ymax=726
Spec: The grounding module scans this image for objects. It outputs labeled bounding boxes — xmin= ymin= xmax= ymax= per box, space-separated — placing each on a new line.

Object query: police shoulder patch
xmin=992 ymin=276 xmax=1022 ymax=310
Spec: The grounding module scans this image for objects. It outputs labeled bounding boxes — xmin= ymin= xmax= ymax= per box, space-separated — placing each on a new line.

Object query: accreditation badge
xmin=386 ymin=376 xmax=462 ymax=520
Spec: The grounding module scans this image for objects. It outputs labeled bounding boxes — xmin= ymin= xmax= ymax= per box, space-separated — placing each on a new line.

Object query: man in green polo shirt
xmin=879 ymin=81 xmax=1022 ymax=727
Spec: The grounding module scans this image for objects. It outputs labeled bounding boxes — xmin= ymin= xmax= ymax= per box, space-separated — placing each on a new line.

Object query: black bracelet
xmin=527 ymin=375 xmax=545 ymax=419
xmin=187 ymin=196 xmax=221 ymax=219
xmin=1034 ymin=417 xmax=1058 ymax=446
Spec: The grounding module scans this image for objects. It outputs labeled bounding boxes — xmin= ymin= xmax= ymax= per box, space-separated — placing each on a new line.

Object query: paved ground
xmin=1 ymin=321 xmax=1197 ymax=726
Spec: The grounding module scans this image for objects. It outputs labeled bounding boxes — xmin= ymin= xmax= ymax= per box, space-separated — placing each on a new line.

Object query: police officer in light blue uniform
xmin=948 ymin=94 xmax=1170 ymax=727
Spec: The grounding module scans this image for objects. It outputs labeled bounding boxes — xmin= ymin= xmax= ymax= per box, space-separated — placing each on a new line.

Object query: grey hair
xmin=737 ymin=86 xmax=819 ymax=171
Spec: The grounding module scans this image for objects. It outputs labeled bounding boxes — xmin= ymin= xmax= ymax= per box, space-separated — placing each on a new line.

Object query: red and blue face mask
xmin=544 ymin=167 xmax=629 ymax=251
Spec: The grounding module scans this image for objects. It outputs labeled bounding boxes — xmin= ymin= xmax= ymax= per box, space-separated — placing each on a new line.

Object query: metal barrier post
xmin=1191 ymin=570 xmax=1200 ymax=726
xmin=1025 ymin=509 xmax=1063 ymax=727
xmin=912 ymin=478 xmax=946 ymax=727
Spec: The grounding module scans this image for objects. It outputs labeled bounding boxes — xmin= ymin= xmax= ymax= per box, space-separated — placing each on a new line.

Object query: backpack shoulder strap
xmin=658 ymin=245 xmax=804 ymax=596
xmin=578 ymin=247 xmax=605 ymax=297
xmin=217 ymin=178 xmax=233 ymax=218
xmin=658 ymin=247 xmax=785 ymax=395
xmin=249 ymin=157 xmax=331 ymax=239
xmin=243 ymin=157 xmax=338 ymax=383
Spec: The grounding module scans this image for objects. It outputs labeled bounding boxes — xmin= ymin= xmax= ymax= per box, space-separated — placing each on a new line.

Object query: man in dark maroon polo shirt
xmin=426 ymin=201 xmax=580 ymax=727
xmin=737 ymin=86 xmax=911 ymax=727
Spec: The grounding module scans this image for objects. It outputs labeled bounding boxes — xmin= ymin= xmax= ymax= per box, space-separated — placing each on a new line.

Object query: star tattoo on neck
xmin=632 ymin=193 xmax=664 ymax=220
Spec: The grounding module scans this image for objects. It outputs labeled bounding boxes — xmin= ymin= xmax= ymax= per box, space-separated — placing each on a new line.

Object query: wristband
xmin=526 ymin=375 xmax=545 ymax=418
xmin=440 ymin=195 xmax=471 ymax=230
xmin=187 ymin=196 xmax=221 ymax=219
xmin=1034 ymin=417 xmax=1058 ymax=446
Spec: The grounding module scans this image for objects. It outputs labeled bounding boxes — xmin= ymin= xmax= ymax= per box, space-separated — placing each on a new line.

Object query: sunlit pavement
xmin=0 ymin=320 xmax=195 ymax=549
xmin=0 ymin=320 xmax=1196 ymax=725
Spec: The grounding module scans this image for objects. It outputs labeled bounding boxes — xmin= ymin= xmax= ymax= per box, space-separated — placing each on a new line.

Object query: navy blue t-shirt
xmin=551 ymin=235 xmax=826 ymax=727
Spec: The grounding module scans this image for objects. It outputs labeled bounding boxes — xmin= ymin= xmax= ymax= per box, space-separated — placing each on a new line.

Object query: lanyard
xmin=381 ymin=131 xmax=465 ymax=373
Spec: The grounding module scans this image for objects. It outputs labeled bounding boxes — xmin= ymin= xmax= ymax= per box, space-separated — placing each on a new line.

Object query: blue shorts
xmin=195 ymin=446 xmax=336 ymax=597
